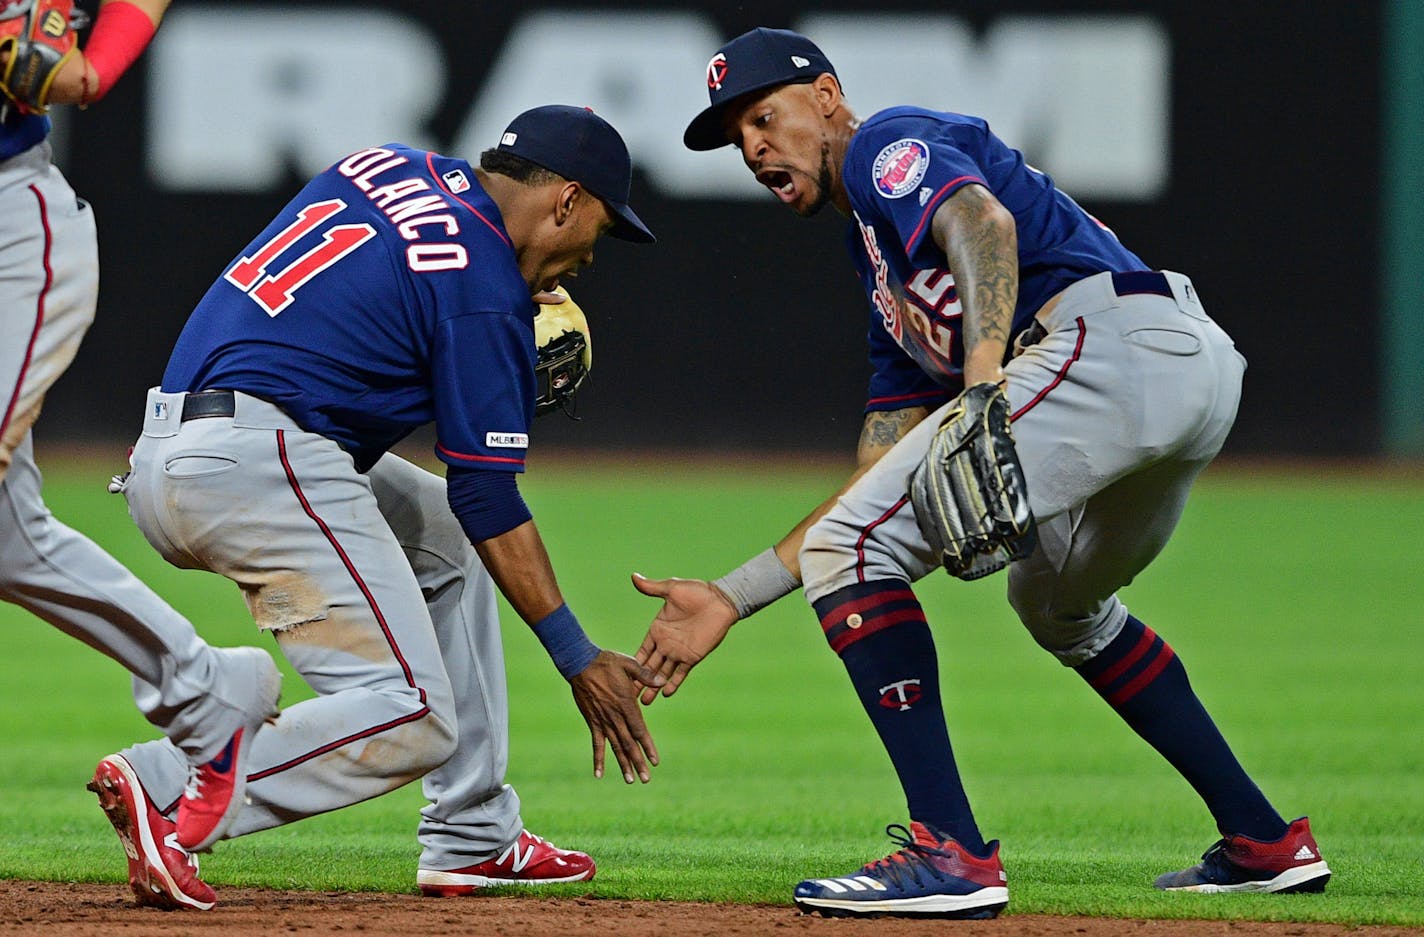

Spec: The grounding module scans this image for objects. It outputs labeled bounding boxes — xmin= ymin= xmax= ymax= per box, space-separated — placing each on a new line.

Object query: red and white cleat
xmin=88 ymin=754 xmax=217 ymax=910
xmin=177 ymin=646 xmax=282 ymax=851
xmin=417 ymin=830 xmax=596 ymax=896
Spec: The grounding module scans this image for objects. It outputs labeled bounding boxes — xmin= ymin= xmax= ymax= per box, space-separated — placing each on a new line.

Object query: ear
xmin=554 ymin=182 xmax=582 ymax=226
xmin=813 ymin=73 xmax=842 ymax=117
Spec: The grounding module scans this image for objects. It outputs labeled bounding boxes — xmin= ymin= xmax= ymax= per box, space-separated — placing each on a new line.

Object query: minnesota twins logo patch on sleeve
xmin=872 ymin=139 xmax=930 ymax=199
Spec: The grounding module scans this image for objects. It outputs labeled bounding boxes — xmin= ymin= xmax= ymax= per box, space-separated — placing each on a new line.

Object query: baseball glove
xmin=534 ymin=289 xmax=591 ymax=418
xmin=907 ymin=382 xmax=1038 ymax=581
xmin=0 ymin=0 xmax=86 ymax=116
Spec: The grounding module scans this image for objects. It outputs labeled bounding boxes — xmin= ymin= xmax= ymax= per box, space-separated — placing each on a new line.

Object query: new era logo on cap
xmin=791 ymin=55 xmax=810 ymax=67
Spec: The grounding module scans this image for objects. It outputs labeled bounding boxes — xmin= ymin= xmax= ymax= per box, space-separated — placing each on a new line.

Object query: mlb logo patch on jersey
xmin=442 ymin=169 xmax=471 ymax=193
xmin=486 ymin=432 xmax=529 ymax=449
xmin=872 ymin=138 xmax=930 ymax=199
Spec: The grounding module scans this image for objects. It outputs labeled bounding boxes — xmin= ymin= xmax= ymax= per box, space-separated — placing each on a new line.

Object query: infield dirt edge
xmin=4 ymin=881 xmax=1423 ymax=937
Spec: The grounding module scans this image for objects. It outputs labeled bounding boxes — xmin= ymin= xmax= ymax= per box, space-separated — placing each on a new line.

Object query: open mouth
xmin=545 ymin=268 xmax=580 ymax=292
xmin=756 ymin=169 xmax=798 ymax=204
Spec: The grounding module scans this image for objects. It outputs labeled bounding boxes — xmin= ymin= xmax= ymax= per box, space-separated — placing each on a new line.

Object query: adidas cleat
xmin=793 ymin=822 xmax=1008 ymax=919
xmin=1155 ymin=816 xmax=1331 ymax=894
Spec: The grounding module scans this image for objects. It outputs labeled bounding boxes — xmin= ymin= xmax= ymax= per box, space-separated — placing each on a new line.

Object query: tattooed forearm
xmin=934 ymin=185 xmax=1018 ymax=360
xmin=857 ymin=406 xmax=931 ymax=466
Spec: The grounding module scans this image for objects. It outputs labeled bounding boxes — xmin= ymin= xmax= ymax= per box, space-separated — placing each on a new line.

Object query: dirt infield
xmin=3 ymin=882 xmax=1421 ymax=937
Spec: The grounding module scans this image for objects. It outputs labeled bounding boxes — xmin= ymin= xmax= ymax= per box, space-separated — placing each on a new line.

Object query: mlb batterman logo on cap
xmin=496 ymin=104 xmax=655 ymax=243
xmin=683 ymin=27 xmax=837 ymax=151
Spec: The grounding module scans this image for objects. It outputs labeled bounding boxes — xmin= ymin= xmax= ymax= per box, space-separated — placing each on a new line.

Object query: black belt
xmin=180 ymin=390 xmax=236 ymax=422
xmin=1110 ymin=270 xmax=1173 ymax=298
xmin=1016 ymin=271 xmax=1174 ymax=354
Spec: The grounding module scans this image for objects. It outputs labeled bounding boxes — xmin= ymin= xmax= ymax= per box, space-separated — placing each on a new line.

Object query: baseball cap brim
xmin=605 ymin=199 xmax=656 ymax=243
xmin=677 ymin=77 xmax=780 ymax=151
xmin=683 ymin=76 xmax=807 ymax=151
xmin=684 ymin=100 xmax=742 ymax=151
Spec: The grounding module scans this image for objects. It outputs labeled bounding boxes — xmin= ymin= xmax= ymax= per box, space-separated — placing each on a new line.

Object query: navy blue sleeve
xmin=432 ymin=310 xmax=535 ymax=472
xmin=846 ymin=116 xmax=988 ymax=270
xmin=446 ymin=466 xmax=533 ymax=544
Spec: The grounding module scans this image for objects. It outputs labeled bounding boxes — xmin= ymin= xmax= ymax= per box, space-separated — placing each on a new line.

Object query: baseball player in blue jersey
xmin=633 ymin=28 xmax=1329 ymax=918
xmin=2 ymin=0 xmax=283 ymax=910
xmin=93 ymin=105 xmax=662 ymax=908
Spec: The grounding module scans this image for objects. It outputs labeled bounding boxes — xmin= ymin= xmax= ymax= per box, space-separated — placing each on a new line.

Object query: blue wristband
xmin=531 ymin=604 xmax=601 ymax=679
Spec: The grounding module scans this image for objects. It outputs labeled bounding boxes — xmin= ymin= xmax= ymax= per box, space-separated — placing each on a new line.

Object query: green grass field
xmin=2 ymin=452 xmax=1421 ymax=925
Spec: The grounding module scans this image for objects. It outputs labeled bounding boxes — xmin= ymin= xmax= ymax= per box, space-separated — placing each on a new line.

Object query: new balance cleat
xmin=177 ymin=646 xmax=282 ymax=851
xmin=417 ymin=830 xmax=596 ymax=896
xmin=793 ymin=822 xmax=1008 ymax=919
xmin=88 ymin=754 xmax=217 ymax=910
xmin=1154 ymin=816 xmax=1331 ymax=894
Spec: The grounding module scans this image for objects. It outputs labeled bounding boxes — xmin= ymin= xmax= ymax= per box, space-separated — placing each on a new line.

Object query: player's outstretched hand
xmin=631 ymin=573 xmax=737 ymax=705
xmin=568 ymin=650 xmax=661 ymax=784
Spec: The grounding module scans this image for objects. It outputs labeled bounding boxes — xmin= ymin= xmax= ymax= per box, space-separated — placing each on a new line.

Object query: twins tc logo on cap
xmin=706 ymin=52 xmax=728 ymax=90
xmin=872 ymin=138 xmax=931 ymax=199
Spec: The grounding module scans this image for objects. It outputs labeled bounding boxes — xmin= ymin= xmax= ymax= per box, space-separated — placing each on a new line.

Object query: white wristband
xmin=711 ymin=547 xmax=799 ymax=619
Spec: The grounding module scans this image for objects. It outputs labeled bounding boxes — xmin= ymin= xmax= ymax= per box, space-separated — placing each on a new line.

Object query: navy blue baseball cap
xmin=496 ymin=105 xmax=655 ymax=243
xmin=684 ymin=28 xmax=837 ymax=151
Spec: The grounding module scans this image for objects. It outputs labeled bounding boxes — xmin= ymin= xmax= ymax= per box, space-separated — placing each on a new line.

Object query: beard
xmin=792 ymin=142 xmax=836 ymax=217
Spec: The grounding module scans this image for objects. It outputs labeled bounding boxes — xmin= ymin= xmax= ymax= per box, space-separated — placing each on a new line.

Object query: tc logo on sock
xmin=878 ymin=678 xmax=923 ymax=711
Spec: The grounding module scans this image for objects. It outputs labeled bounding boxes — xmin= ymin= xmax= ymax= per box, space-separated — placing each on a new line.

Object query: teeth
xmin=779 ymin=182 xmax=793 ymax=194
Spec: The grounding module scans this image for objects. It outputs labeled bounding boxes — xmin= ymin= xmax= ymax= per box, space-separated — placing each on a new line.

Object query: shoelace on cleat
xmin=859 ymin=824 xmax=956 ymax=891
xmin=1193 ymin=839 xmax=1239 ymax=882
xmin=182 ymin=766 xmax=205 ymax=801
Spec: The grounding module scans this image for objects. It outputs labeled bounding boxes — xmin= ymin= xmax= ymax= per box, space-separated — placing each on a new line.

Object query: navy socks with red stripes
xmin=1075 ymin=615 xmax=1287 ymax=841
xmin=812 ymin=580 xmax=988 ymax=856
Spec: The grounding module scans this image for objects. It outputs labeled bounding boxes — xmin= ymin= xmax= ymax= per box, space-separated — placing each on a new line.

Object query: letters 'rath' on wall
xmin=51 ymin=1 xmax=1381 ymax=454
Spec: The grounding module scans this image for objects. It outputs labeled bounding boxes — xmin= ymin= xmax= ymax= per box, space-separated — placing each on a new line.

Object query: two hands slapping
xmin=567 ymin=649 xmax=664 ymax=784
xmin=570 ymin=574 xmax=734 ymax=784
xmin=629 ymin=573 xmax=737 ymax=705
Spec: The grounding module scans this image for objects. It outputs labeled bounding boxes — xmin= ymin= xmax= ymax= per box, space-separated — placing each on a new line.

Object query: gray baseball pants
xmin=118 ymin=391 xmax=522 ymax=865
xmin=1 ymin=142 xmax=270 ymax=762
xmin=801 ymin=270 xmax=1246 ymax=664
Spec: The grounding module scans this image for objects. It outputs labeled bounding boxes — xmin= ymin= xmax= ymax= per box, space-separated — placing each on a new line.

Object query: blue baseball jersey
xmin=0 ymin=111 xmax=50 ymax=161
xmin=163 ymin=144 xmax=538 ymax=474
xmin=842 ymin=107 xmax=1148 ymax=410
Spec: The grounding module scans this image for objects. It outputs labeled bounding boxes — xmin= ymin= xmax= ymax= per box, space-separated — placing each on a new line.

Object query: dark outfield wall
xmin=42 ymin=0 xmax=1380 ymax=456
